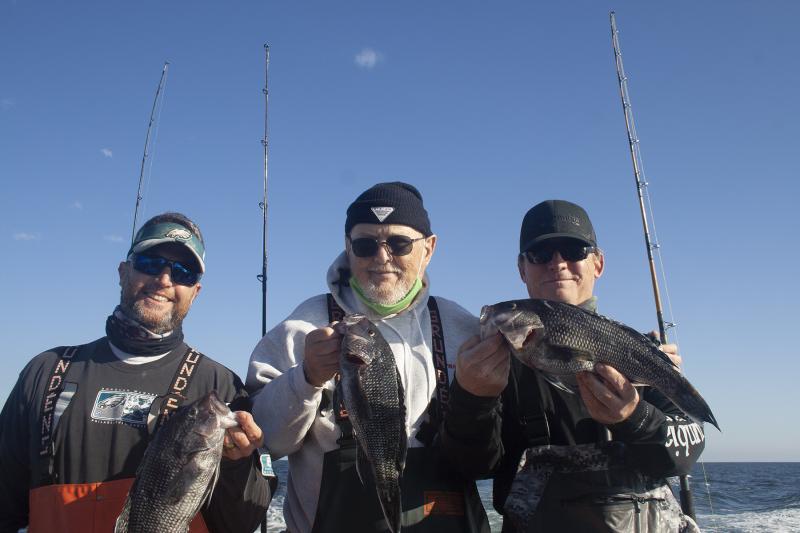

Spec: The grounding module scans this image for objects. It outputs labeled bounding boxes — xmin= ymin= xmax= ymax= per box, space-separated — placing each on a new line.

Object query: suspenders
xmin=326 ymin=294 xmax=449 ymax=448
xmin=37 ymin=342 xmax=204 ymax=483
xmin=156 ymin=347 xmax=205 ymax=429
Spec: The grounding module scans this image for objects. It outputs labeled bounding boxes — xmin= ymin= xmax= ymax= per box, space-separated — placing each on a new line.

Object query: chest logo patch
xmin=91 ymin=389 xmax=157 ymax=427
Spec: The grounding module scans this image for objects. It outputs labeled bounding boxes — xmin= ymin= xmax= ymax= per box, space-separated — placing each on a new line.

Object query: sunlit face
xmin=517 ymin=239 xmax=604 ymax=305
xmin=346 ymin=223 xmax=436 ymax=306
xmin=118 ymin=243 xmax=202 ymax=334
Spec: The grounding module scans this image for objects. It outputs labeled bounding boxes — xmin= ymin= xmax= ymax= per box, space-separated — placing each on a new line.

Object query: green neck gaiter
xmin=350 ymin=276 xmax=424 ymax=317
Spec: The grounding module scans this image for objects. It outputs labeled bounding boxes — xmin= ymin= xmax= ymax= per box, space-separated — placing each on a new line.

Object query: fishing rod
xmin=258 ymin=44 xmax=270 ymax=337
xmin=131 ymin=62 xmax=170 ymax=243
xmin=609 ymin=11 xmax=695 ymax=519
xmin=258 ymin=45 xmax=273 ymax=533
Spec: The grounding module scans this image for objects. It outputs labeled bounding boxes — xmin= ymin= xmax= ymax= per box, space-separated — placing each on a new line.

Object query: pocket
xmin=560 ymin=494 xmax=668 ymax=533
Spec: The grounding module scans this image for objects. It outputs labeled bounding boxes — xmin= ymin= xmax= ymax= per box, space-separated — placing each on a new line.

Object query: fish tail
xmin=378 ymin=481 xmax=402 ymax=533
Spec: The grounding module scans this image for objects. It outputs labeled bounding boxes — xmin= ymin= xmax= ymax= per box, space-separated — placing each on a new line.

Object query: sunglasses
xmin=524 ymin=242 xmax=597 ymax=265
xmin=132 ymin=254 xmax=201 ymax=286
xmin=348 ymin=235 xmax=425 ymax=258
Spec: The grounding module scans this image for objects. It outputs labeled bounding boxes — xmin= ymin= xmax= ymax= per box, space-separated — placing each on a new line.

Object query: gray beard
xmin=361 ymin=276 xmax=415 ymax=306
xmin=119 ymin=297 xmax=181 ymax=335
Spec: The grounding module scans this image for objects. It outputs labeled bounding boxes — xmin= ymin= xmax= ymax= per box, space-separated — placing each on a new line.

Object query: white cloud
xmin=104 ymin=235 xmax=124 ymax=243
xmin=13 ymin=232 xmax=41 ymax=241
xmin=71 ymin=201 xmax=83 ymax=210
xmin=354 ymin=48 xmax=381 ymax=69
xmin=101 ymin=148 xmax=113 ymax=158
xmin=1 ymin=98 xmax=14 ymax=111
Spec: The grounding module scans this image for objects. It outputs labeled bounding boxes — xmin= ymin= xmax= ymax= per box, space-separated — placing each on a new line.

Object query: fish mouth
xmin=480 ymin=305 xmax=542 ymax=351
xmin=344 ymin=353 xmax=368 ymax=366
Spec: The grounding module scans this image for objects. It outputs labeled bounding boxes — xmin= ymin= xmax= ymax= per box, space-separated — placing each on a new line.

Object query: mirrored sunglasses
xmin=132 ymin=254 xmax=201 ymax=286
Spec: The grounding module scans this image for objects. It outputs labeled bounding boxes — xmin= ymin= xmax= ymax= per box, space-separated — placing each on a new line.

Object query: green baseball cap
xmin=128 ymin=222 xmax=206 ymax=273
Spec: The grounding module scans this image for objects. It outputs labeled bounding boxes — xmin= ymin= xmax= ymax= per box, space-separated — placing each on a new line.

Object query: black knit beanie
xmin=345 ymin=182 xmax=432 ymax=236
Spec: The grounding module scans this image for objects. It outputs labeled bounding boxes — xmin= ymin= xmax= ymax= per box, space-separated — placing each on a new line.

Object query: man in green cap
xmin=0 ymin=212 xmax=273 ymax=533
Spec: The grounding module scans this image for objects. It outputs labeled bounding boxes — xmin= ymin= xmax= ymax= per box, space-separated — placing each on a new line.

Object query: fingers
xmin=658 ymin=342 xmax=682 ymax=370
xmin=455 ymin=334 xmax=510 ymax=397
xmin=303 ymin=327 xmax=343 ymax=386
xmin=222 ymin=412 xmax=264 ymax=461
xmin=576 ymin=364 xmax=639 ymax=425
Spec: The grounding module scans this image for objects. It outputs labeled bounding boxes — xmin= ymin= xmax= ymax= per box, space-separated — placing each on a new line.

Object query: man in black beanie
xmin=247 ymin=182 xmax=493 ymax=533
xmin=440 ymin=199 xmax=705 ymax=532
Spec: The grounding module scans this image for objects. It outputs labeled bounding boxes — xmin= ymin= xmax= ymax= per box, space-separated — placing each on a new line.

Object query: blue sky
xmin=1 ymin=1 xmax=798 ymax=462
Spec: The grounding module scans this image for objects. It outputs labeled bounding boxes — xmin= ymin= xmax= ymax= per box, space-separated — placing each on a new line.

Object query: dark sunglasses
xmin=524 ymin=242 xmax=597 ymax=265
xmin=348 ymin=235 xmax=425 ymax=258
xmin=132 ymin=254 xmax=201 ymax=286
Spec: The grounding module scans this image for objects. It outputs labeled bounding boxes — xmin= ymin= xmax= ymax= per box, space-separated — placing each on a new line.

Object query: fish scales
xmin=480 ymin=299 xmax=719 ymax=430
xmin=115 ymin=391 xmax=238 ymax=533
xmin=338 ymin=314 xmax=408 ymax=533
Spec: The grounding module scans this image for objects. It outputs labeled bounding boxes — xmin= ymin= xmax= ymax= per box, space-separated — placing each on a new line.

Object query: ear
xmin=190 ymin=282 xmax=202 ymax=304
xmin=118 ymin=261 xmax=128 ymax=287
xmin=421 ymin=234 xmax=437 ymax=267
xmin=593 ymin=252 xmax=605 ymax=279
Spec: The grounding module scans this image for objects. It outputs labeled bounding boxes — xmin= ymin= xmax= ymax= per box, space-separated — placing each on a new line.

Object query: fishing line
xmin=131 ymin=62 xmax=170 ymax=242
xmin=140 ymin=72 xmax=169 ymax=221
xmin=610 ymin=12 xmax=716 ymax=524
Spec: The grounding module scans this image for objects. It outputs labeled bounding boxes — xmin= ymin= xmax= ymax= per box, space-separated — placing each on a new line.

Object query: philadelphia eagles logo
xmin=165 ymin=228 xmax=192 ymax=241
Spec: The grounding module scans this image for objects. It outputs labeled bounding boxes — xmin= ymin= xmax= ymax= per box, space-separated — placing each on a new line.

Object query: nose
xmin=547 ymin=251 xmax=567 ymax=270
xmin=153 ymin=266 xmax=174 ymax=286
xmin=373 ymin=242 xmax=393 ymax=263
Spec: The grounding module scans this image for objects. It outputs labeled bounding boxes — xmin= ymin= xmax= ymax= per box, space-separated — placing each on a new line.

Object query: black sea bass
xmin=337 ymin=314 xmax=408 ymax=533
xmin=115 ymin=391 xmax=239 ymax=533
xmin=480 ymin=299 xmax=719 ymax=430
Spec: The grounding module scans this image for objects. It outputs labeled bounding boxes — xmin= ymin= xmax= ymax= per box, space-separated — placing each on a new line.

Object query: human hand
xmin=302 ymin=326 xmax=342 ymax=387
xmin=222 ymin=411 xmax=264 ymax=461
xmin=576 ymin=363 xmax=639 ymax=425
xmin=454 ymin=334 xmax=510 ymax=398
xmin=647 ymin=331 xmax=682 ymax=371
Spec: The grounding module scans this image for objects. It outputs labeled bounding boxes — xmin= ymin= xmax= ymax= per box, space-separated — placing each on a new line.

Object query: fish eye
xmin=368 ymin=329 xmax=375 ymax=337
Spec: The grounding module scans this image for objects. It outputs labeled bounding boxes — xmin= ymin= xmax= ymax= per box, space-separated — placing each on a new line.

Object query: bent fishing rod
xmin=610 ymin=11 xmax=696 ymax=519
xmin=131 ymin=62 xmax=170 ymax=243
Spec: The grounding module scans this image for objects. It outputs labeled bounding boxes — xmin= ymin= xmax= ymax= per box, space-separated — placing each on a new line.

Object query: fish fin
xmin=396 ymin=367 xmax=408 ymax=474
xmin=541 ymin=373 xmax=578 ymax=394
xmin=377 ymin=481 xmax=403 ymax=533
xmin=355 ymin=443 xmax=372 ymax=487
xmin=114 ymin=495 xmax=131 ymax=533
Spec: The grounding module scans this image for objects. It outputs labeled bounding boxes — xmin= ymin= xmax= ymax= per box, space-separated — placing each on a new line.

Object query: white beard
xmin=361 ymin=276 xmax=415 ymax=306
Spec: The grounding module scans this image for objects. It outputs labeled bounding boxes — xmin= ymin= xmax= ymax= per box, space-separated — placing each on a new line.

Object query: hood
xmin=325 ymin=251 xmax=431 ymax=321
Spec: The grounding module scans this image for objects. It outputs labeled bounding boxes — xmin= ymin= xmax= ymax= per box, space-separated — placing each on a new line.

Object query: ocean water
xmin=265 ymin=461 xmax=800 ymax=532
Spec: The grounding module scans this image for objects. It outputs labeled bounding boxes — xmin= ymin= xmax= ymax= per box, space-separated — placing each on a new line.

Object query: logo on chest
xmin=91 ymin=389 xmax=157 ymax=426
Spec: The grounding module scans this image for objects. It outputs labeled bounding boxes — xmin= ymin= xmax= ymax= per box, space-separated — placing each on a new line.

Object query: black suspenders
xmin=38 ymin=346 xmax=78 ymax=483
xmin=37 ymin=342 xmax=204 ymax=483
xmin=156 ymin=346 xmax=204 ymax=429
xmin=326 ymin=294 xmax=449 ymax=448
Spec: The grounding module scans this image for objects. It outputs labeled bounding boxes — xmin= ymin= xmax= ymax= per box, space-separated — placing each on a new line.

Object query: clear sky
xmin=1 ymin=1 xmax=798 ymax=462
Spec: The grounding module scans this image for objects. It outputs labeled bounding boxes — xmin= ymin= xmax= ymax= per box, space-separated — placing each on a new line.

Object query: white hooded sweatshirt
xmin=247 ymin=252 xmax=479 ymax=533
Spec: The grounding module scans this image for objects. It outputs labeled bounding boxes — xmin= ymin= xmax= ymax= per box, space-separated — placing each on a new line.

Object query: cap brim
xmin=521 ymin=233 xmax=595 ymax=252
xmin=130 ymin=238 xmax=205 ymax=273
